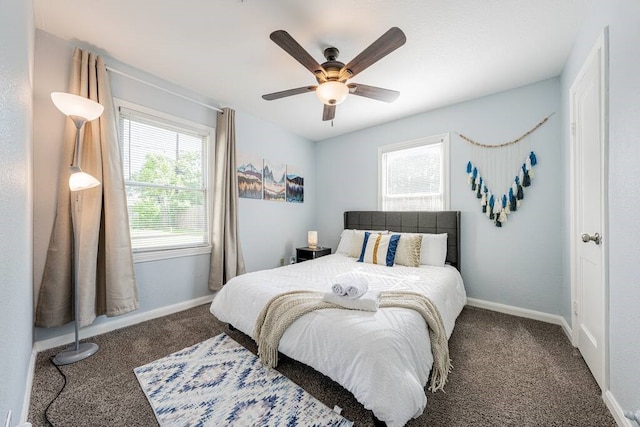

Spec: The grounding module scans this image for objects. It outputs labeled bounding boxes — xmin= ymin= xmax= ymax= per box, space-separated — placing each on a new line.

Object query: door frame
xmin=568 ymin=27 xmax=609 ymax=390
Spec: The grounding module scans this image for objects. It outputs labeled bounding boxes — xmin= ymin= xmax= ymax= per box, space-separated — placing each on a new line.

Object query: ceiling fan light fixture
xmin=316 ymin=81 xmax=349 ymax=106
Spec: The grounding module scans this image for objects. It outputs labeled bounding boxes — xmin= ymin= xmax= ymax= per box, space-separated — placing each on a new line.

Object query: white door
xmin=569 ymin=29 xmax=608 ymax=391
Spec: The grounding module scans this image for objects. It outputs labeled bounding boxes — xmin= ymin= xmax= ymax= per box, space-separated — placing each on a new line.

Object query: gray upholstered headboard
xmin=344 ymin=211 xmax=461 ymax=271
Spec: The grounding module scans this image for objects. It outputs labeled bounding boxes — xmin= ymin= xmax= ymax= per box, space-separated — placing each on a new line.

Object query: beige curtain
xmin=208 ymin=108 xmax=246 ymax=290
xmin=36 ymin=48 xmax=138 ymax=328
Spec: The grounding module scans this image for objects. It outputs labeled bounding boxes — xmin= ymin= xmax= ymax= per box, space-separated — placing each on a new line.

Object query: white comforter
xmin=209 ymin=253 xmax=466 ymax=426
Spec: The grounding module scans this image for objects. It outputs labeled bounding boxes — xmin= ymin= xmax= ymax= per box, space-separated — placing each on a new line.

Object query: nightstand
xmin=296 ymin=246 xmax=331 ymax=263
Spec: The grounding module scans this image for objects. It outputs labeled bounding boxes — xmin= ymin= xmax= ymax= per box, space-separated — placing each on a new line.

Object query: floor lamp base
xmin=52 ymin=342 xmax=99 ymax=366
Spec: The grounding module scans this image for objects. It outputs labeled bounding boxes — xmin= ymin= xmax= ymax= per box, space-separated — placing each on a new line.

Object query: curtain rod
xmin=105 ymin=66 xmax=223 ymax=113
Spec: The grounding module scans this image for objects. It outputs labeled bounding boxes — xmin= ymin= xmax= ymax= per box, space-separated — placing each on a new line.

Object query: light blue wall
xmin=236 ymin=112 xmax=317 ymax=272
xmin=317 ymin=78 xmax=563 ymax=315
xmin=0 ymin=0 xmax=34 ymax=421
xmin=33 ymin=30 xmax=315 ymax=341
xmin=560 ymin=0 xmax=640 ymax=414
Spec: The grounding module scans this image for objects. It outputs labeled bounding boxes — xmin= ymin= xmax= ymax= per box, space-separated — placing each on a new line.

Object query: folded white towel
xmin=323 ymin=291 xmax=380 ymax=312
xmin=331 ymin=272 xmax=369 ymax=298
xmin=345 ymin=281 xmax=369 ymax=299
xmin=332 ymin=283 xmax=346 ymax=296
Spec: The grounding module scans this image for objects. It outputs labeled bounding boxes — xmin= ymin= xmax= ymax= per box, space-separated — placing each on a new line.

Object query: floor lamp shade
xmin=51 ymin=92 xmax=104 ymax=365
xmin=68 ymin=166 xmax=100 ymax=191
xmin=51 ymin=92 xmax=103 ymax=192
xmin=51 ymin=92 xmax=104 ymax=121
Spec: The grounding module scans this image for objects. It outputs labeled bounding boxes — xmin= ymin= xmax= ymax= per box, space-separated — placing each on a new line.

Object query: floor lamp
xmin=50 ymin=92 xmax=104 ymax=366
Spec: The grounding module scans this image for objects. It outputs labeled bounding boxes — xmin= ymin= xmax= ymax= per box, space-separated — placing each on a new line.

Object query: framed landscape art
xmin=286 ymin=164 xmax=304 ymax=203
xmin=237 ymin=151 xmax=263 ymax=199
xmin=263 ymin=159 xmax=286 ymax=202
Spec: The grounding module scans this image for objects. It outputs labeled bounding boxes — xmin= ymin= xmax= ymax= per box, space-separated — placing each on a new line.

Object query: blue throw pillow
xmin=357 ymin=232 xmax=401 ymax=267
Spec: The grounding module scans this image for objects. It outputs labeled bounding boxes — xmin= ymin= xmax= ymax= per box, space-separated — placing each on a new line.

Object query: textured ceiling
xmin=34 ymin=0 xmax=589 ymax=141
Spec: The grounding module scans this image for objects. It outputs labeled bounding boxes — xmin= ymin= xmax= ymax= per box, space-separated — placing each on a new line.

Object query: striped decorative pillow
xmin=357 ymin=232 xmax=401 ymax=267
xmin=394 ymin=234 xmax=423 ymax=267
xmin=348 ymin=230 xmax=388 ymax=258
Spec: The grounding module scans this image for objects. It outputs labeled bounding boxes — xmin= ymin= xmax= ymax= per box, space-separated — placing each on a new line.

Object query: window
xmin=116 ymin=101 xmax=213 ymax=257
xmin=378 ymin=134 xmax=450 ymax=211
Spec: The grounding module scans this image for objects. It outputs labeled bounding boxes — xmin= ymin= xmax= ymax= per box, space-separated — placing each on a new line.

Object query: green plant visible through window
xmin=119 ymin=105 xmax=210 ymax=252
xmin=129 ymin=151 xmax=203 ymax=230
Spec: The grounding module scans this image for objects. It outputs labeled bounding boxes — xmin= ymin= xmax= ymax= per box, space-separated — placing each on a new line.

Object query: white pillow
xmin=336 ymin=229 xmax=354 ymax=254
xmin=420 ymin=233 xmax=448 ymax=267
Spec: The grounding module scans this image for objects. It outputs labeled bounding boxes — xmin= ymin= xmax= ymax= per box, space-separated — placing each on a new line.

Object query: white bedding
xmin=209 ymin=253 xmax=466 ymax=426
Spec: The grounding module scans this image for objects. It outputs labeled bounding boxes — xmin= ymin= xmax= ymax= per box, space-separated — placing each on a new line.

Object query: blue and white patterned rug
xmin=134 ymin=333 xmax=353 ymax=427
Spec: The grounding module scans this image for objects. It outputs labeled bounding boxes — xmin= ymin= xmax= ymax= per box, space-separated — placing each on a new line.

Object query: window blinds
xmin=381 ymin=142 xmax=444 ymax=211
xmin=119 ymin=107 xmax=209 ymax=252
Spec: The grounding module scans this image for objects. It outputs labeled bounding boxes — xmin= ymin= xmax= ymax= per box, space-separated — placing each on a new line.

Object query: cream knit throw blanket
xmin=253 ymin=290 xmax=452 ymax=392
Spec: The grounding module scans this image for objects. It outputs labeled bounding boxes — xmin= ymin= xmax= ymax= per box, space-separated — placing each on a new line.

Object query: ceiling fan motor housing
xmin=323 ymin=47 xmax=339 ymax=61
xmin=317 ymin=47 xmax=352 ymax=83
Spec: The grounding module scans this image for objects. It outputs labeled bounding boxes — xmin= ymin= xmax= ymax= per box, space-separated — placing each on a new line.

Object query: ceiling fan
xmin=262 ymin=27 xmax=407 ymax=122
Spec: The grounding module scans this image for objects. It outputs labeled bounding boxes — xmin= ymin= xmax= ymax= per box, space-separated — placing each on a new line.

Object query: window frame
xmin=114 ymin=98 xmax=215 ymax=263
xmin=378 ymin=133 xmax=450 ymax=211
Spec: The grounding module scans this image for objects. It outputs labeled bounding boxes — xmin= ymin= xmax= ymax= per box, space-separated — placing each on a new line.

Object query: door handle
xmin=581 ymin=232 xmax=601 ymax=245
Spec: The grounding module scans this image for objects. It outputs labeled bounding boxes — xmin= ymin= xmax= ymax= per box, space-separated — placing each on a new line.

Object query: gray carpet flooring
xmin=28 ymin=304 xmax=616 ymax=426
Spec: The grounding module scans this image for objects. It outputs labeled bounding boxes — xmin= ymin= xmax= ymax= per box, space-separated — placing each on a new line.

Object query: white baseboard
xmin=34 ymin=294 xmax=215 ymax=353
xmin=466 ymin=297 xmax=570 ymax=330
xmin=604 ymin=390 xmax=634 ymax=426
xmin=20 ymin=347 xmax=38 ymax=423
xmin=559 ymin=316 xmax=574 ymax=345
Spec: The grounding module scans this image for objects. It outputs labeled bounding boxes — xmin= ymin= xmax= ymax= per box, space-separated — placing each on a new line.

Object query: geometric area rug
xmin=134 ymin=333 xmax=354 ymax=427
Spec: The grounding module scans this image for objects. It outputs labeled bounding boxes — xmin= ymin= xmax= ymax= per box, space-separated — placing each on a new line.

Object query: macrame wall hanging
xmin=458 ymin=113 xmax=553 ymax=227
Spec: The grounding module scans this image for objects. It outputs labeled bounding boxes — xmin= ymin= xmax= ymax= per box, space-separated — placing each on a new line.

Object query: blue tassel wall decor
xmin=510 ymin=188 xmax=517 ymax=212
xmin=459 ymin=112 xmax=551 ymax=228
xmin=476 ymin=177 xmax=483 ymax=198
xmin=489 ymin=195 xmax=495 ymax=220
xmin=465 ymin=150 xmax=538 ymax=227
xmin=523 ymin=169 xmax=531 ymax=187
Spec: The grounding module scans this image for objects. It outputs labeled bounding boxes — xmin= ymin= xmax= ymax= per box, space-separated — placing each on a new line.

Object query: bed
xmin=210 ymin=211 xmax=466 ymax=426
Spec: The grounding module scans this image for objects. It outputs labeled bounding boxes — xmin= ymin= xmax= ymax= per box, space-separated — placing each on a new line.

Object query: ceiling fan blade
xmin=347 ymin=83 xmax=399 ymax=103
xmin=262 ymin=86 xmax=317 ymax=101
xmin=341 ymin=27 xmax=406 ymax=79
xmin=322 ymin=104 xmax=336 ymax=121
xmin=270 ymin=30 xmax=327 ymax=79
